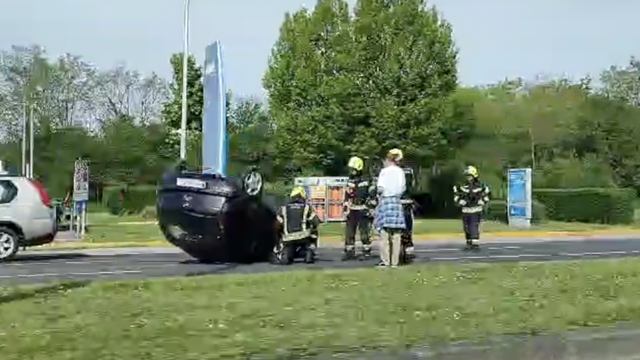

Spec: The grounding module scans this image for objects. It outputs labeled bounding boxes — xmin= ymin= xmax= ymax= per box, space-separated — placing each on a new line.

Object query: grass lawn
xmin=318 ymin=219 xmax=640 ymax=238
xmin=2 ymin=259 xmax=640 ymax=359
xmin=69 ymin=213 xmax=640 ymax=246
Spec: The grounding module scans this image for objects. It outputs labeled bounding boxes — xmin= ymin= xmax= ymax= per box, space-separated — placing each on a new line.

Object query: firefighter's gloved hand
xmin=458 ymin=200 xmax=467 ymax=206
xmin=478 ymin=200 xmax=485 ymax=206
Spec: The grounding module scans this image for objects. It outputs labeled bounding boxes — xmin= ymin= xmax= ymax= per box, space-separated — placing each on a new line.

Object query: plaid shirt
xmin=374 ymin=195 xmax=406 ymax=232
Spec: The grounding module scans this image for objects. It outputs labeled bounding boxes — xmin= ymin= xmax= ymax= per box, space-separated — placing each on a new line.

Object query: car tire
xmin=0 ymin=226 xmax=19 ymax=261
xmin=242 ymin=169 xmax=263 ymax=197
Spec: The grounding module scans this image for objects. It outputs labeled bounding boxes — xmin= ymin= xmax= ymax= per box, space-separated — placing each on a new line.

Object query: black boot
xmin=342 ymin=247 xmax=356 ymax=261
xmin=361 ymin=244 xmax=372 ymax=259
xmin=305 ymin=244 xmax=316 ymax=264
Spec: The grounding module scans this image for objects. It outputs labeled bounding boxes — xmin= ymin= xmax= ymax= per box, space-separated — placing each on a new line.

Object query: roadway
xmin=3 ymin=235 xmax=640 ymax=285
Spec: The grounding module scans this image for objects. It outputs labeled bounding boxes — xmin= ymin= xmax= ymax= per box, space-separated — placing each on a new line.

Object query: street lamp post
xmin=179 ymin=0 xmax=191 ymax=160
xmin=28 ymin=104 xmax=34 ymax=178
xmin=21 ymin=101 xmax=27 ymax=176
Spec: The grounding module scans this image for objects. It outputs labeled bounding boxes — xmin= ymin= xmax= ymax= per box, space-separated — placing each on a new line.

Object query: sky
xmin=1 ymin=0 xmax=639 ymax=97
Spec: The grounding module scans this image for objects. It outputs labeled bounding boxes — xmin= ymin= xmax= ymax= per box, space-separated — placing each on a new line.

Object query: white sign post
xmin=507 ymin=168 xmax=532 ymax=228
xmin=73 ymin=159 xmax=89 ymax=239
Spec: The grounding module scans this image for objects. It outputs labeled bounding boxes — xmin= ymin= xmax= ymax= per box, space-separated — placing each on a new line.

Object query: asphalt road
xmin=3 ymin=236 xmax=640 ymax=286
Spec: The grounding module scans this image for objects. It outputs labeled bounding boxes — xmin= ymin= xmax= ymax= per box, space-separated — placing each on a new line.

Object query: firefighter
xmin=400 ymin=168 xmax=415 ymax=263
xmin=273 ymin=186 xmax=321 ymax=265
xmin=343 ymin=156 xmax=376 ymax=260
xmin=453 ymin=166 xmax=490 ymax=250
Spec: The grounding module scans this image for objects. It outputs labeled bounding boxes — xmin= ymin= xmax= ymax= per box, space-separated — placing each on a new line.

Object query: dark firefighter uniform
xmin=343 ymin=156 xmax=376 ymax=260
xmin=453 ymin=166 xmax=490 ymax=249
xmin=273 ymin=187 xmax=321 ymax=265
xmin=400 ymin=167 xmax=415 ymax=262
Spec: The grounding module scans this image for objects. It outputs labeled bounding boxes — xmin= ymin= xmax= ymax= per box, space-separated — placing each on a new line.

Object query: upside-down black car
xmin=156 ymin=164 xmax=279 ymax=263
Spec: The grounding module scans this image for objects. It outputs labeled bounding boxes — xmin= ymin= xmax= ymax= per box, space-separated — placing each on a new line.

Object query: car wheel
xmin=0 ymin=227 xmax=19 ymax=261
xmin=242 ymin=170 xmax=263 ymax=196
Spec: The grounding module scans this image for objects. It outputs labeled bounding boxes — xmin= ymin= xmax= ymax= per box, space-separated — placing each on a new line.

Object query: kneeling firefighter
xmin=273 ymin=186 xmax=321 ymax=264
xmin=453 ymin=166 xmax=490 ymax=249
xmin=343 ymin=156 xmax=376 ymax=260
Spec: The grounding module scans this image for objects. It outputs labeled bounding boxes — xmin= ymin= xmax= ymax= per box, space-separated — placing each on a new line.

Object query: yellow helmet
xmin=347 ymin=156 xmax=364 ymax=171
xmin=290 ymin=186 xmax=307 ymax=199
xmin=463 ymin=165 xmax=478 ymax=178
xmin=387 ymin=148 xmax=403 ymax=161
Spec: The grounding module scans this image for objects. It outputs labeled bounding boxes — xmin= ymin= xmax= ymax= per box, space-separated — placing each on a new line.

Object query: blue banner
xmin=507 ymin=168 xmax=532 ymax=225
xmin=202 ymin=41 xmax=227 ymax=175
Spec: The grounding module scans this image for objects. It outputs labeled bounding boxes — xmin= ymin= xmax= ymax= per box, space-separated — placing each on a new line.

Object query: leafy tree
xmin=599 ymin=57 xmax=640 ymax=107
xmin=227 ymin=96 xmax=276 ymax=177
xmin=161 ymin=53 xmax=203 ymax=132
xmin=348 ymin=0 xmax=464 ymax=165
xmin=264 ymin=0 xmax=467 ymax=176
xmin=264 ymin=0 xmax=353 ymax=175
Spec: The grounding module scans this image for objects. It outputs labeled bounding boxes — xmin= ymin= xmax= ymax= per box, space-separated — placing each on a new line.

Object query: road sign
xmin=507 ymin=168 xmax=532 ymax=228
xmin=73 ymin=159 xmax=89 ymax=202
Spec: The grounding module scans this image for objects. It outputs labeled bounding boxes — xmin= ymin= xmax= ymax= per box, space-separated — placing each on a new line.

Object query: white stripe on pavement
xmin=0 ymin=270 xmax=143 ymax=279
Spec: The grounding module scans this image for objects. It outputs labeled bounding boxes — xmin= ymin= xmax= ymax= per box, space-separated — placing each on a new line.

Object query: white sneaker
xmin=470 ymin=239 xmax=479 ymax=245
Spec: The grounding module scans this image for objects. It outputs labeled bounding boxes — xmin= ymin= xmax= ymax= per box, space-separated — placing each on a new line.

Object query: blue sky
xmin=1 ymin=0 xmax=639 ymax=97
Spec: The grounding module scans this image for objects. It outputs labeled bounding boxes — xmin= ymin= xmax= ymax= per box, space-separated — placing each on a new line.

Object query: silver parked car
xmin=0 ymin=174 xmax=57 ymax=261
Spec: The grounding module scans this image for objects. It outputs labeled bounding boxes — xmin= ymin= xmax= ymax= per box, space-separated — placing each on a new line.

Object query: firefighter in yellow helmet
xmin=272 ymin=186 xmax=321 ymax=264
xmin=453 ymin=165 xmax=490 ymax=250
xmin=343 ymin=156 xmax=376 ymax=260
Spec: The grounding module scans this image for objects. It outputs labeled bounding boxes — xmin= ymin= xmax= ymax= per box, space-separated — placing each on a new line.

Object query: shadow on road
xmin=10 ymin=253 xmax=90 ymax=263
xmin=0 ymin=280 xmax=90 ymax=305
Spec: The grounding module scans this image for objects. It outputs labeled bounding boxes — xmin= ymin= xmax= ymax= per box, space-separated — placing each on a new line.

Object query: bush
xmin=140 ymin=205 xmax=157 ymax=219
xmin=534 ymin=188 xmax=636 ymax=224
xmin=103 ymin=184 xmax=157 ymax=215
xmin=122 ymin=185 xmax=157 ymax=214
xmin=103 ymin=185 xmax=125 ymax=215
xmin=485 ymin=199 xmax=547 ymax=224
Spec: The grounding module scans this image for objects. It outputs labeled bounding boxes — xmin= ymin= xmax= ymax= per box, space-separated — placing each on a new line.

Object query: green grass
xmin=318 ymin=219 xmax=640 ymax=238
xmin=3 ymin=259 xmax=640 ymax=359
xmin=76 ymin=213 xmax=640 ymax=245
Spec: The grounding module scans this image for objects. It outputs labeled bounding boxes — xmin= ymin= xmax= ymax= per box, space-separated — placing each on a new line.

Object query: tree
xmin=264 ymin=0 xmax=356 ymax=175
xmin=92 ymin=65 xmax=169 ymax=127
xmin=599 ymin=57 xmax=640 ymax=107
xmin=161 ymin=53 xmax=203 ymax=132
xmin=227 ymin=96 xmax=276 ymax=176
xmin=264 ymin=0 xmax=466 ymax=176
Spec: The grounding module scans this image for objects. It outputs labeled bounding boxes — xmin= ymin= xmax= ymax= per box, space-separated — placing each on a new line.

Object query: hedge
xmin=533 ymin=188 xmax=636 ymax=225
xmin=103 ymin=184 xmax=157 ymax=215
xmin=485 ymin=199 xmax=547 ymax=224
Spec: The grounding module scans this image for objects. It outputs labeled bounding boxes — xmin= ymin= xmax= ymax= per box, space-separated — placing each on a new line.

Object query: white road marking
xmin=429 ymin=251 xmax=637 ymax=262
xmin=0 ymin=270 xmax=142 ymax=279
xmin=415 ymin=245 xmax=522 ymax=253
xmin=559 ymin=251 xmax=630 ymax=257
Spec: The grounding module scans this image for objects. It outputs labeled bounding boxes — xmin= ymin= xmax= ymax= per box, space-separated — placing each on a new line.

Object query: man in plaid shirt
xmin=374 ymin=148 xmax=407 ymax=267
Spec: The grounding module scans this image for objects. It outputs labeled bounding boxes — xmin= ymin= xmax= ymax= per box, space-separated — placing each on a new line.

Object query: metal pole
xmin=179 ymin=0 xmax=191 ymax=160
xmin=29 ymin=105 xmax=34 ymax=178
xmin=21 ymin=100 xmax=27 ymax=176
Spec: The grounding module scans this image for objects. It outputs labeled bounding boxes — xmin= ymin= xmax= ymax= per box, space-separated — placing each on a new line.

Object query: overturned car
xmin=156 ymin=164 xmax=279 ymax=263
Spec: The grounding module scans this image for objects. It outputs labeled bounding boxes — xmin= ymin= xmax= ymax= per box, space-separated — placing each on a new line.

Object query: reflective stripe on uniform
xmin=283 ymin=204 xmax=312 ymax=242
xmin=349 ymin=204 xmax=368 ymax=210
xmin=462 ymin=206 xmax=483 ymax=213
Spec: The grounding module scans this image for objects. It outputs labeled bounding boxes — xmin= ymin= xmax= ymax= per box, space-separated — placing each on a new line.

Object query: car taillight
xmin=29 ymin=179 xmax=52 ymax=207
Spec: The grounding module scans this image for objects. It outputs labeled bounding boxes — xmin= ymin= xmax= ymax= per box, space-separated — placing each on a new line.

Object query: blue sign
xmin=507 ymin=168 xmax=532 ymax=226
xmin=507 ymin=169 xmax=527 ymax=204
xmin=508 ymin=205 xmax=526 ymax=217
xmin=202 ymin=41 xmax=227 ymax=176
